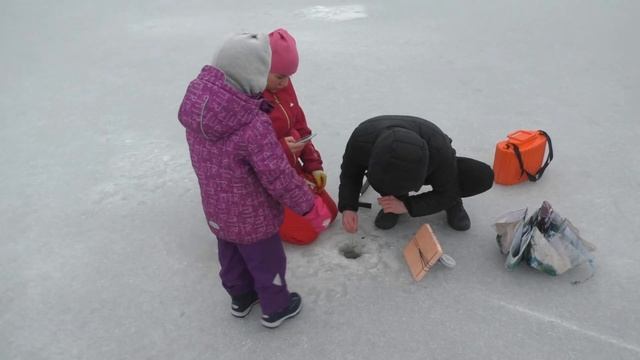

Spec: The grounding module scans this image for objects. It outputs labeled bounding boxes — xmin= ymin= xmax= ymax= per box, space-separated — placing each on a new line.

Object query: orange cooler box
xmin=493 ymin=130 xmax=553 ymax=185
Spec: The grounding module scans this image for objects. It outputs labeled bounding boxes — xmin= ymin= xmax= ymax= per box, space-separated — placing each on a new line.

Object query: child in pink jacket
xmin=178 ymin=33 xmax=320 ymax=328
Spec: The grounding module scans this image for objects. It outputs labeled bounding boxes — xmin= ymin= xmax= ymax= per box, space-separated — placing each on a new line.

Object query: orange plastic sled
xmin=493 ymin=130 xmax=553 ymax=185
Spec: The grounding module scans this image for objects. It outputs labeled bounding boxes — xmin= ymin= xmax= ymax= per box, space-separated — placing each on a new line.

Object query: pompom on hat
xmin=269 ymin=28 xmax=299 ymax=76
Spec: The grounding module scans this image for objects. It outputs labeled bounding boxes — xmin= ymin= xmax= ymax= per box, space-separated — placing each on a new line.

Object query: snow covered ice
xmin=2 ymin=1 xmax=639 ymax=359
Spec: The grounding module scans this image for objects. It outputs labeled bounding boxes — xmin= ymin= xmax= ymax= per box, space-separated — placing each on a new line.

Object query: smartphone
xmin=294 ymin=133 xmax=316 ymax=144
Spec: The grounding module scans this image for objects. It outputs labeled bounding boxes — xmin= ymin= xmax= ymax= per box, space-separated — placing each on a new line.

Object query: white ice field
xmin=2 ymin=1 xmax=639 ymax=359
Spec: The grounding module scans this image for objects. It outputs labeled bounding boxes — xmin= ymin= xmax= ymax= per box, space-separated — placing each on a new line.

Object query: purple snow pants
xmin=217 ymin=233 xmax=290 ymax=315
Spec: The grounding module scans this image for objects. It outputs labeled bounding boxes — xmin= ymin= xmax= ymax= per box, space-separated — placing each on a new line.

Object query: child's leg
xmin=237 ymin=233 xmax=290 ymax=315
xmin=217 ymin=239 xmax=255 ymax=297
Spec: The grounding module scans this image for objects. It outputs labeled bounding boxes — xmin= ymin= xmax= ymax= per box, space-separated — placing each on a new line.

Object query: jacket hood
xmin=368 ymin=128 xmax=429 ymax=195
xmin=213 ymin=32 xmax=271 ymax=96
xmin=179 ymin=66 xmax=263 ymax=141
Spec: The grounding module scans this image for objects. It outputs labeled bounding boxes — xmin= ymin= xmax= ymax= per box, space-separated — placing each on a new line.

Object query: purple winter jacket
xmin=178 ymin=65 xmax=314 ymax=244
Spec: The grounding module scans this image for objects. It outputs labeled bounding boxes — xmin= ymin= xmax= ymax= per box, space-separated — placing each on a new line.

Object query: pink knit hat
xmin=269 ymin=28 xmax=299 ymax=76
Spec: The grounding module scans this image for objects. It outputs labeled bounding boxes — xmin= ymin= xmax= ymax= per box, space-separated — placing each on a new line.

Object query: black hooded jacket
xmin=338 ymin=115 xmax=460 ymax=217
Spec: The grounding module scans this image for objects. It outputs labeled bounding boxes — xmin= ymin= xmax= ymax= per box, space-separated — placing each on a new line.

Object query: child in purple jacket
xmin=178 ymin=33 xmax=318 ymax=328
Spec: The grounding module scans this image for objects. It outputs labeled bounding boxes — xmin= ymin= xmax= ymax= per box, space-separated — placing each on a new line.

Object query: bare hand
xmin=342 ymin=210 xmax=359 ymax=233
xmin=285 ymin=136 xmax=305 ymax=157
xmin=377 ymin=196 xmax=408 ymax=214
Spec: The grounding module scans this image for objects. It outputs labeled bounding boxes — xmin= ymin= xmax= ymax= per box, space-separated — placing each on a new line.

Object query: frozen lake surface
xmin=2 ymin=1 xmax=639 ymax=359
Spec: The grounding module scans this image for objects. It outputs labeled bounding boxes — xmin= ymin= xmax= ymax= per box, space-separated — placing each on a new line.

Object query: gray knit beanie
xmin=213 ymin=33 xmax=271 ymax=95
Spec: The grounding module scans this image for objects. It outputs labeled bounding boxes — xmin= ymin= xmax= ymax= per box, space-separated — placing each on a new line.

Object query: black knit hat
xmin=368 ymin=128 xmax=429 ymax=196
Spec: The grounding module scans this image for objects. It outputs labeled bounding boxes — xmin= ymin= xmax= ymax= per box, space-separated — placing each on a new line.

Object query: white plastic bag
xmin=494 ymin=201 xmax=595 ymax=277
xmin=493 ymin=208 xmax=527 ymax=255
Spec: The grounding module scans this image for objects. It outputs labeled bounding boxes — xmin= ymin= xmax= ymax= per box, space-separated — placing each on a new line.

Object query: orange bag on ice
xmin=493 ymin=130 xmax=553 ymax=185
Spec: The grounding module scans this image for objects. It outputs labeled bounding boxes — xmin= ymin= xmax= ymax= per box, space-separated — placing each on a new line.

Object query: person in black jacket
xmin=338 ymin=115 xmax=494 ymax=232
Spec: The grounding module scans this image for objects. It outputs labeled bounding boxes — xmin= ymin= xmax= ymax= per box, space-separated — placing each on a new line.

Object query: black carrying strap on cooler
xmin=509 ymin=130 xmax=553 ymax=182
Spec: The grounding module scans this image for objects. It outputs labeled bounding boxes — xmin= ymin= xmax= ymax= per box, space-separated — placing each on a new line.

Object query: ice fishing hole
xmin=340 ymin=244 xmax=362 ymax=259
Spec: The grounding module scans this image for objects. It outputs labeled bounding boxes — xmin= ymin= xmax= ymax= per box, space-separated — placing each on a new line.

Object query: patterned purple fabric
xmin=178 ymin=65 xmax=314 ymax=244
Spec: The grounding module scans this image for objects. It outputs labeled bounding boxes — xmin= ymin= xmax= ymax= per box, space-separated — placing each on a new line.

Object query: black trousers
xmin=394 ymin=156 xmax=494 ymax=217
xmin=456 ymin=157 xmax=494 ymax=198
